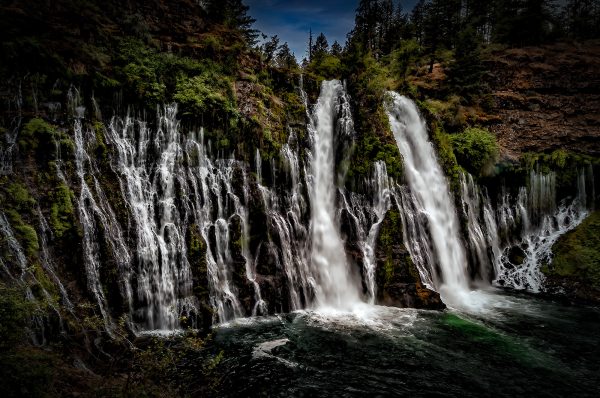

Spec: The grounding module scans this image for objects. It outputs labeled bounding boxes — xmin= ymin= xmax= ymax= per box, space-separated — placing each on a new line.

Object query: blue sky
xmin=246 ymin=0 xmax=419 ymax=60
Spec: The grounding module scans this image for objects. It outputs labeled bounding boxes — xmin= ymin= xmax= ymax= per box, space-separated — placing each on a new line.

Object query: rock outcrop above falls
xmin=484 ymin=41 xmax=600 ymax=158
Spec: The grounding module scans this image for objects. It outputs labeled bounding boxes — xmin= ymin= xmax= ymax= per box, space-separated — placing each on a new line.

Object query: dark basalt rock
xmin=374 ymin=208 xmax=445 ymax=310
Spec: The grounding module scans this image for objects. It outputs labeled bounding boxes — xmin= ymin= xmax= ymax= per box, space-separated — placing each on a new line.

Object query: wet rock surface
xmin=374 ymin=209 xmax=445 ymax=310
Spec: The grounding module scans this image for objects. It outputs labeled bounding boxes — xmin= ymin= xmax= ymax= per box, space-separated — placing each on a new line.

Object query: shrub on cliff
xmin=450 ymin=127 xmax=498 ymax=176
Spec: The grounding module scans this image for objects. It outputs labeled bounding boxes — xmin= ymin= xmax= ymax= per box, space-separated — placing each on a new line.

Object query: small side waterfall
xmin=386 ymin=92 xmax=470 ymax=304
xmin=339 ymin=161 xmax=392 ymax=303
xmin=459 ymin=172 xmax=499 ymax=282
xmin=308 ymin=80 xmax=361 ymax=309
xmin=493 ymin=169 xmax=591 ymax=291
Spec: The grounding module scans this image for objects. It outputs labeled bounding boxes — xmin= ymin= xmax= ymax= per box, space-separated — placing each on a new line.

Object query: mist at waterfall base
xmin=211 ymin=293 xmax=599 ymax=397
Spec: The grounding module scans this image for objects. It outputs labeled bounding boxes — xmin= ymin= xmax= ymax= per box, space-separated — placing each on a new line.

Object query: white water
xmin=308 ymin=80 xmax=361 ymax=309
xmin=339 ymin=161 xmax=392 ymax=303
xmin=493 ymin=169 xmax=590 ymax=291
xmin=386 ymin=92 xmax=470 ymax=305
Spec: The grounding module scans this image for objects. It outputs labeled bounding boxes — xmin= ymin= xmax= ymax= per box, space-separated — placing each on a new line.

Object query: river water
xmin=209 ymin=289 xmax=599 ymax=397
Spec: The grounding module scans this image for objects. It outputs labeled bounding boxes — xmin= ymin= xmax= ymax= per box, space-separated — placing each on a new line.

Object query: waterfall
xmin=394 ymin=185 xmax=436 ymax=288
xmin=107 ymin=108 xmax=204 ymax=328
xmin=257 ymin=136 xmax=314 ymax=311
xmin=339 ymin=161 xmax=392 ymax=303
xmin=0 ymin=212 xmax=29 ymax=279
xmin=459 ymin=172 xmax=499 ymax=282
xmin=37 ymin=206 xmax=74 ymax=314
xmin=494 ymin=168 xmax=590 ymax=291
xmin=308 ymin=80 xmax=361 ymax=309
xmin=385 ymin=92 xmax=470 ymax=304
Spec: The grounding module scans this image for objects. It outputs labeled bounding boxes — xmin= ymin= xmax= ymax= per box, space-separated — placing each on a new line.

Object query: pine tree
xmin=208 ymin=0 xmax=258 ymax=45
xmin=312 ymin=33 xmax=330 ymax=62
xmin=331 ymin=41 xmax=343 ymax=57
xmin=308 ymin=28 xmax=313 ymax=62
xmin=262 ymin=35 xmax=280 ymax=65
xmin=275 ymin=43 xmax=298 ymax=69
xmin=564 ymin=0 xmax=600 ymax=40
xmin=447 ymin=25 xmax=485 ymax=97
xmin=410 ymin=0 xmax=427 ymax=45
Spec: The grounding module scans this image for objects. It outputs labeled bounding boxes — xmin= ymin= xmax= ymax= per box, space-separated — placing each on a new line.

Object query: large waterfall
xmin=385 ymin=92 xmax=471 ymax=305
xmin=308 ymin=80 xmax=361 ymax=309
xmin=384 ymin=92 xmax=595 ymax=306
xmin=2 ymin=81 xmax=595 ymax=338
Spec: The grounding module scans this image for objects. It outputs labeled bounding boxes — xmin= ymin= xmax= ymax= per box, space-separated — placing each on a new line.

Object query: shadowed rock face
xmin=374 ymin=208 xmax=445 ymax=310
xmin=484 ymin=42 xmax=600 ymax=159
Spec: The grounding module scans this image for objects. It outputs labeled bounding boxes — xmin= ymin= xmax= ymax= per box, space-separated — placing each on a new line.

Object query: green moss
xmin=546 ymin=211 xmax=600 ymax=289
xmin=49 ymin=183 xmax=75 ymax=239
xmin=450 ymin=127 xmax=499 ymax=176
xmin=18 ymin=118 xmax=56 ymax=152
xmin=187 ymin=224 xmax=208 ymax=299
xmin=430 ymin=123 xmax=461 ymax=191
xmin=515 ymin=150 xmax=598 ymax=199
xmin=15 ymin=224 xmax=39 ymax=258
xmin=0 ymin=283 xmax=36 ymax=349
xmin=376 ymin=208 xmax=419 ymax=285
xmin=32 ymin=263 xmax=59 ymax=303
xmin=6 ymin=182 xmax=36 ymax=211
xmin=4 ymin=210 xmax=39 ymax=258
xmin=93 ymin=121 xmax=108 ymax=161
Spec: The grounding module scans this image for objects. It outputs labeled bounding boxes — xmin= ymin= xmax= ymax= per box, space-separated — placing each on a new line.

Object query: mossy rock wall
xmin=374 ymin=207 xmax=445 ymax=310
xmin=543 ymin=210 xmax=600 ymax=303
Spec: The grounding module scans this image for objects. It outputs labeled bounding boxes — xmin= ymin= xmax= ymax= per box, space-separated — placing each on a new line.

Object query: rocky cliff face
xmin=484 ymin=41 xmax=600 ymax=159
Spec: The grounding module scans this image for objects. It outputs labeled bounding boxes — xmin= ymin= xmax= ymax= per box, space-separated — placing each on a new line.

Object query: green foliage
xmin=173 ymin=72 xmax=237 ymax=117
xmin=430 ymin=122 xmax=461 ymax=190
xmin=376 ymin=208 xmax=420 ymax=290
xmin=308 ymin=54 xmax=343 ymax=80
xmin=18 ymin=118 xmax=56 ymax=152
xmin=447 ymin=25 xmax=486 ymax=98
xmin=347 ymin=134 xmax=403 ymax=182
xmin=93 ymin=121 xmax=108 ymax=161
xmin=518 ymin=150 xmax=597 ymax=197
xmin=121 ymin=62 xmax=167 ymax=103
xmin=129 ymin=334 xmax=223 ymax=396
xmin=546 ymin=210 xmax=600 ymax=289
xmin=15 ymin=224 xmax=39 ymax=258
xmin=0 ymin=347 xmax=55 ymax=398
xmin=116 ymin=38 xmax=239 ymax=113
xmin=0 ymin=283 xmax=35 ymax=349
xmin=389 ymin=39 xmax=421 ymax=81
xmin=6 ymin=182 xmax=36 ymax=212
xmin=3 ymin=209 xmax=39 ymax=258
xmin=450 ymin=127 xmax=499 ymax=176
xmin=420 ymin=96 xmax=468 ymax=130
xmin=50 ymin=183 xmax=75 ymax=239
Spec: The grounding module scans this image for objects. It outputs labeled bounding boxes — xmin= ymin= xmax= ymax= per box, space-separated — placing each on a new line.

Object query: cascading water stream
xmin=339 ymin=161 xmax=392 ymax=303
xmin=308 ymin=80 xmax=361 ymax=309
xmin=385 ymin=92 xmax=471 ymax=305
xmin=493 ymin=168 xmax=591 ymax=291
